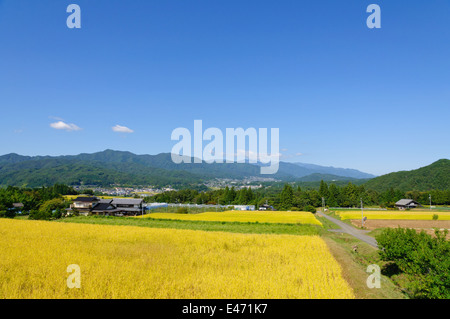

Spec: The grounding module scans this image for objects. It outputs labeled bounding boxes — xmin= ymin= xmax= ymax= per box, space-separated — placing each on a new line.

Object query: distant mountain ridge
xmin=296 ymin=173 xmax=367 ymax=182
xmin=0 ymin=150 xmax=376 ymax=188
xmin=293 ymin=162 xmax=376 ymax=179
xmin=363 ymin=159 xmax=450 ymax=192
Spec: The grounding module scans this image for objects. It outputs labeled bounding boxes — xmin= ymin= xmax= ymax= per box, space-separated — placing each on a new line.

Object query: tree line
xmin=146 ymin=180 xmax=450 ymax=210
xmin=1 ymin=181 xmax=449 ymax=219
xmin=0 ymin=184 xmax=76 ymax=219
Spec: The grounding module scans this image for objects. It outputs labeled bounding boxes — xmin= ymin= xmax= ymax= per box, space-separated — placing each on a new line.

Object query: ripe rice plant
xmin=335 ymin=211 xmax=450 ymax=221
xmin=0 ymin=219 xmax=352 ymax=299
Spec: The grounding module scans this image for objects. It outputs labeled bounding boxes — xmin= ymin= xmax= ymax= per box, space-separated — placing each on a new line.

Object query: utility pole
xmin=322 ymin=197 xmax=325 ymax=212
xmin=429 ymin=194 xmax=432 ymax=211
xmin=361 ymin=198 xmax=364 ymax=227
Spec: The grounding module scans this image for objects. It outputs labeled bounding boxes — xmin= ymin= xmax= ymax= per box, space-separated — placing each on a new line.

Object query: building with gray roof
xmin=395 ymin=199 xmax=422 ymax=210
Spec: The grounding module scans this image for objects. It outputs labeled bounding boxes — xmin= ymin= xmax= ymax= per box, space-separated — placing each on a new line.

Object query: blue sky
xmin=0 ymin=0 xmax=449 ymax=175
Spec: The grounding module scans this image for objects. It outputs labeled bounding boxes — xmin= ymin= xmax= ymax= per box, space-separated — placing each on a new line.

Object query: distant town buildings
xmin=71 ymin=178 xmax=272 ymax=197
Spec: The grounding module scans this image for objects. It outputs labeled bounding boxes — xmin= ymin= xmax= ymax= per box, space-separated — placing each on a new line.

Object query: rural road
xmin=317 ymin=211 xmax=379 ymax=249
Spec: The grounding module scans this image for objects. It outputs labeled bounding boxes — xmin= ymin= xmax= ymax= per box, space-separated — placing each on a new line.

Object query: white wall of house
xmin=72 ymin=202 xmax=91 ymax=209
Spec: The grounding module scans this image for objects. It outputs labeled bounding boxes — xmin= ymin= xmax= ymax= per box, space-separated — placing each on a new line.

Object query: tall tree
xmin=319 ymin=180 xmax=329 ymax=199
xmin=327 ymin=184 xmax=339 ymax=207
xmin=280 ymin=184 xmax=294 ymax=210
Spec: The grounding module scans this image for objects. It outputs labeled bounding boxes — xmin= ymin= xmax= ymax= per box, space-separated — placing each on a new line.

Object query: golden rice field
xmin=0 ymin=219 xmax=352 ymax=299
xmin=137 ymin=210 xmax=322 ymax=226
xmin=63 ymin=195 xmax=127 ymax=200
xmin=334 ymin=210 xmax=450 ymax=221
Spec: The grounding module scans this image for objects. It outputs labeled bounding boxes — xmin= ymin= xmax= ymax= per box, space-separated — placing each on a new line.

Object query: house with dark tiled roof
xmin=69 ymin=196 xmax=144 ymax=216
xmin=70 ymin=197 xmax=99 ymax=214
xmin=395 ymin=199 xmax=421 ymax=210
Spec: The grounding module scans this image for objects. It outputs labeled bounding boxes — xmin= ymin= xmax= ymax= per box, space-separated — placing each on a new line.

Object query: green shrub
xmin=432 ymin=214 xmax=439 ymax=220
xmin=303 ymin=205 xmax=317 ymax=214
xmin=52 ymin=209 xmax=63 ymax=219
xmin=376 ymin=227 xmax=450 ymax=299
xmin=176 ymin=207 xmax=189 ymax=214
xmin=0 ymin=210 xmax=16 ymax=218
xmin=31 ymin=198 xmax=67 ymax=220
xmin=29 ymin=209 xmax=52 ymax=220
xmin=70 ymin=209 xmax=80 ymax=217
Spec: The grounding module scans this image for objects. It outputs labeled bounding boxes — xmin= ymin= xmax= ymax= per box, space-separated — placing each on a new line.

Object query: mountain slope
xmin=364 ymin=159 xmax=450 ymax=192
xmin=297 ymin=173 xmax=366 ymax=182
xmin=64 ymin=150 xmax=276 ymax=179
xmin=0 ymin=150 xmax=377 ymax=187
xmin=292 ymin=162 xmax=376 ymax=179
xmin=0 ymin=157 xmax=202 ymax=188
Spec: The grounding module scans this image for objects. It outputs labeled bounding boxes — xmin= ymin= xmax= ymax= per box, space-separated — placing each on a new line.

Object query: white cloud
xmin=50 ymin=121 xmax=81 ymax=131
xmin=296 ymin=152 xmax=303 ymax=156
xmin=112 ymin=125 xmax=134 ymax=133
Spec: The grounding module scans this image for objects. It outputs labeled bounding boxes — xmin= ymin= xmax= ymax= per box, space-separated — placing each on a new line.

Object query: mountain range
xmin=0 ymin=150 xmax=376 ymax=188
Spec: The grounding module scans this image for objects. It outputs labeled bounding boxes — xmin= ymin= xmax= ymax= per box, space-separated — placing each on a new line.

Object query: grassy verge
xmin=327 ymin=210 xmax=367 ymax=229
xmin=322 ymin=232 xmax=408 ymax=299
xmin=13 ymin=215 xmax=29 ymax=220
xmin=315 ymin=214 xmax=340 ymax=230
xmin=55 ymin=215 xmax=321 ymax=236
xmin=317 ymin=210 xmax=407 ymax=298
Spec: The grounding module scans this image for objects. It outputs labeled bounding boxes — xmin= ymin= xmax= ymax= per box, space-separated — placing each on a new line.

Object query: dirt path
xmin=349 ymin=219 xmax=450 ymax=239
xmin=318 ymin=212 xmax=378 ymax=249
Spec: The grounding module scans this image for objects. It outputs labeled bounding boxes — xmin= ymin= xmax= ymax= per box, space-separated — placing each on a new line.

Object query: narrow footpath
xmin=317 ymin=211 xmax=378 ymax=249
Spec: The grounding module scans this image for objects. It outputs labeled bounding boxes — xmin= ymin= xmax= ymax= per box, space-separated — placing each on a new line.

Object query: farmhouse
xmin=71 ymin=197 xmax=98 ymax=214
xmin=8 ymin=203 xmax=25 ymax=214
xmin=90 ymin=199 xmax=115 ymax=214
xmin=395 ymin=199 xmax=422 ymax=210
xmin=109 ymin=198 xmax=144 ymax=215
xmin=70 ymin=196 xmax=144 ymax=216
xmin=13 ymin=203 xmax=24 ymax=209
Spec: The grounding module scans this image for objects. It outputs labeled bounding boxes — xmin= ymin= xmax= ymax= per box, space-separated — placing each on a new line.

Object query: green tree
xmin=31 ymin=198 xmax=67 ymax=220
xmin=279 ymin=184 xmax=294 ymax=210
xmin=376 ymin=227 xmax=450 ymax=299
xmin=319 ymin=180 xmax=329 ymax=199
xmin=327 ymin=184 xmax=339 ymax=207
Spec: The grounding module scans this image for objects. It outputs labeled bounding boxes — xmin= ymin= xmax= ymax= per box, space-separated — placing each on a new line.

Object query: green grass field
xmin=56 ymin=215 xmax=321 ymax=236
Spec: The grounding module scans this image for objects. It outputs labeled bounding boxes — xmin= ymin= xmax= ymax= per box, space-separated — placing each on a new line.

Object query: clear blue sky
xmin=0 ymin=0 xmax=449 ymax=176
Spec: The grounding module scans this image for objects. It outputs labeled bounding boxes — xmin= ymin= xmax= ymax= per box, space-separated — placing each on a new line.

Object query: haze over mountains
xmin=0 ymin=150 xmax=376 ymax=188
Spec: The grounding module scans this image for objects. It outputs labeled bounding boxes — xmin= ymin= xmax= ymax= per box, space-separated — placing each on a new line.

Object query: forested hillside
xmin=364 ymin=159 xmax=450 ymax=192
xmin=0 ymin=150 xmax=373 ymax=187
